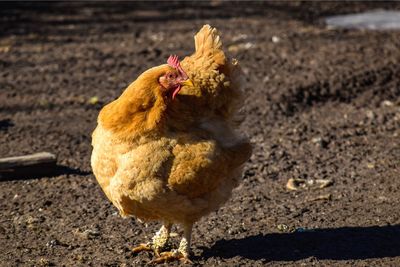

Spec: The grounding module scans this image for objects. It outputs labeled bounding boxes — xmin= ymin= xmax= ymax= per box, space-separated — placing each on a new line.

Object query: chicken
xmin=91 ymin=24 xmax=252 ymax=264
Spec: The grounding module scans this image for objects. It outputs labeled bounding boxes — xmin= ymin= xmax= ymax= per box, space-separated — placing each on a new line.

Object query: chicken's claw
xmin=149 ymin=250 xmax=193 ymax=265
xmin=131 ymin=243 xmax=153 ymax=254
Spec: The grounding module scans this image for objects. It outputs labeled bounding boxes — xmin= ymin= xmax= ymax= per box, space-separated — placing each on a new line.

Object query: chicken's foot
xmin=131 ymin=243 xmax=152 ymax=254
xmin=132 ymin=222 xmax=172 ymax=256
xmin=149 ymin=250 xmax=193 ymax=264
xmin=150 ymin=223 xmax=193 ymax=264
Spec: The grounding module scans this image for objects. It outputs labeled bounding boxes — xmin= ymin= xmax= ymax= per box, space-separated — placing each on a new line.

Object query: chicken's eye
xmin=167 ymin=73 xmax=176 ymax=79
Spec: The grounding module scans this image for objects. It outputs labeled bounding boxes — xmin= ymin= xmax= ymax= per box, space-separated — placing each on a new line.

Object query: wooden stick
xmin=0 ymin=152 xmax=56 ymax=170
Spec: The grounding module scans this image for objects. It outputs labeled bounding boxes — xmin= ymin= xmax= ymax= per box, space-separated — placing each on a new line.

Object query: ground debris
xmin=0 ymin=46 xmax=11 ymax=53
xmin=88 ymin=96 xmax=99 ymax=105
xmin=37 ymin=257 xmax=54 ymax=267
xmin=316 ymin=179 xmax=334 ymax=189
xmin=286 ymin=178 xmax=334 ymax=191
xmin=228 ymin=42 xmax=255 ymax=53
xmin=277 ymin=223 xmax=289 ymax=232
xmin=286 ymin=178 xmax=306 ymax=191
xmin=74 ymin=225 xmax=101 ymax=240
xmin=307 ymin=194 xmax=332 ymax=202
xmin=271 ymin=36 xmax=280 ymax=43
xmin=367 ymin=163 xmax=375 ymax=169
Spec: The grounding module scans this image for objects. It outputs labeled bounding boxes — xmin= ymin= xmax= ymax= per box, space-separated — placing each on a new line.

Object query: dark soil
xmin=1 ymin=2 xmax=400 ymax=266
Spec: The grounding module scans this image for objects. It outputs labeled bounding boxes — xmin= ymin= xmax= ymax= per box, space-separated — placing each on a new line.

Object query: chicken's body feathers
xmin=91 ymin=120 xmax=249 ymax=224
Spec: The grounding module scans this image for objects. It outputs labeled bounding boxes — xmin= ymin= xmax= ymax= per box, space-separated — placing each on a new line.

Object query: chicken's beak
xmin=172 ymin=79 xmax=193 ymax=100
xmin=180 ymin=79 xmax=194 ymax=87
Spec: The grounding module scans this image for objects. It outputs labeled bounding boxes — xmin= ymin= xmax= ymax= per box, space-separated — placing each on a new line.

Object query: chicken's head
xmin=158 ymin=55 xmax=193 ymax=100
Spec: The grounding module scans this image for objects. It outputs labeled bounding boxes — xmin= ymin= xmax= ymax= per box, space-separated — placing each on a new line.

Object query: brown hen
xmin=91 ymin=25 xmax=252 ymax=263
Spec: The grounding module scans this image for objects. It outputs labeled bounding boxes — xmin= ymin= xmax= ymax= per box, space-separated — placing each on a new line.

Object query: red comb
xmin=167 ymin=55 xmax=180 ymax=69
xmin=167 ymin=55 xmax=188 ymax=80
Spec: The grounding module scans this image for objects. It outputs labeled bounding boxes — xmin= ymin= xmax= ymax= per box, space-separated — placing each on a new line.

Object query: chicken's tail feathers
xmin=193 ymin=24 xmax=226 ymax=67
xmin=180 ymin=24 xmax=245 ymax=120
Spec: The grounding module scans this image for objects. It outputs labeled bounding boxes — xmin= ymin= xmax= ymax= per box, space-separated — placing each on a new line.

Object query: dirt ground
xmin=1 ymin=2 xmax=400 ymax=266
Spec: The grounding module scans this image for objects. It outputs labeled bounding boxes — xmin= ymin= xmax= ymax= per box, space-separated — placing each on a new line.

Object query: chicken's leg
xmin=132 ymin=222 xmax=172 ymax=256
xmin=150 ymin=223 xmax=193 ymax=264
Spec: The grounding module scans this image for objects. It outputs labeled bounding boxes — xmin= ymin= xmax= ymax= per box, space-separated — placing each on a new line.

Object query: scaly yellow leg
xmin=132 ymin=222 xmax=172 ymax=257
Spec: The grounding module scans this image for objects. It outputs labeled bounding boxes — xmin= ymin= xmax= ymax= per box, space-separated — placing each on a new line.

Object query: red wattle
xmin=172 ymin=85 xmax=181 ymax=100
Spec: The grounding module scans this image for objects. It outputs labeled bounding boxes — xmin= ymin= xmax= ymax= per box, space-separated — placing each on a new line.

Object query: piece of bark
xmin=0 ymin=152 xmax=56 ymax=170
xmin=0 ymin=152 xmax=59 ymax=180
